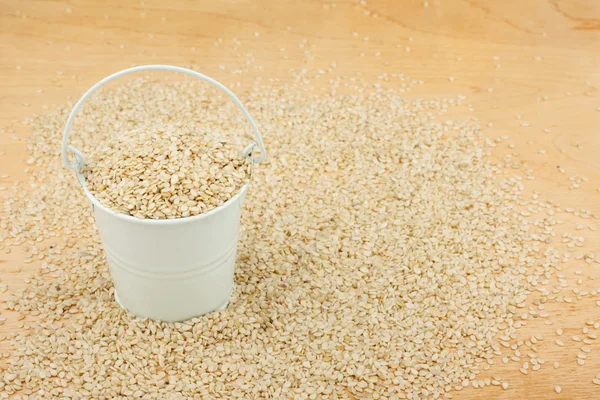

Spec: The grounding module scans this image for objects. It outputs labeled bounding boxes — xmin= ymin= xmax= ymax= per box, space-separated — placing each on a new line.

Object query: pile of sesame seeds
xmin=0 ymin=71 xmax=597 ymax=399
xmin=83 ymin=124 xmax=250 ymax=219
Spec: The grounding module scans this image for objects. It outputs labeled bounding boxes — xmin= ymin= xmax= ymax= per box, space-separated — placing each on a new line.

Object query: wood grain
xmin=1 ymin=0 xmax=600 ymax=398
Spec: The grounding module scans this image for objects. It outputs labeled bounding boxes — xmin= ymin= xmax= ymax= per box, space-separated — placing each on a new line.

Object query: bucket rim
xmin=76 ymin=170 xmax=250 ymax=225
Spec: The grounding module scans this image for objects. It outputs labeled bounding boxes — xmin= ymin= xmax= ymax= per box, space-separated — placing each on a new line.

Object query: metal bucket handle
xmin=62 ymin=64 xmax=266 ymax=171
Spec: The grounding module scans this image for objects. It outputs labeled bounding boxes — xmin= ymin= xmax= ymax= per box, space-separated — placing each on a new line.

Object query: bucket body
xmin=84 ymin=176 xmax=248 ymax=322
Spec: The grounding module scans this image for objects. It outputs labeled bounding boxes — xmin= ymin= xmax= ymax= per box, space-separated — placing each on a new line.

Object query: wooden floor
xmin=1 ymin=0 xmax=600 ymax=398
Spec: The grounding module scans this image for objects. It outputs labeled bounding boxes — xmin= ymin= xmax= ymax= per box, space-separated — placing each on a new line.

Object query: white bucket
xmin=61 ymin=65 xmax=266 ymax=322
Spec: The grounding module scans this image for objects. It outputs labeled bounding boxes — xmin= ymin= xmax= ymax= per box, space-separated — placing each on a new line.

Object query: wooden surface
xmin=1 ymin=0 xmax=600 ymax=398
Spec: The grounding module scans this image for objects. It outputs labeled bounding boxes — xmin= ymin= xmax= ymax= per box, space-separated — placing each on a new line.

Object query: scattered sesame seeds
xmin=0 ymin=31 xmax=599 ymax=395
xmin=0 ymin=70 xmax=552 ymax=398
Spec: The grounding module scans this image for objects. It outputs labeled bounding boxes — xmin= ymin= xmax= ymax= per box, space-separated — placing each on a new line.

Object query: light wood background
xmin=1 ymin=1 xmax=600 ymax=399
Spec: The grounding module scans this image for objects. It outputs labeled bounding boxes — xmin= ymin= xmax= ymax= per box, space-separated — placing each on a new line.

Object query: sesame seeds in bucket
xmin=83 ymin=124 xmax=250 ymax=219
